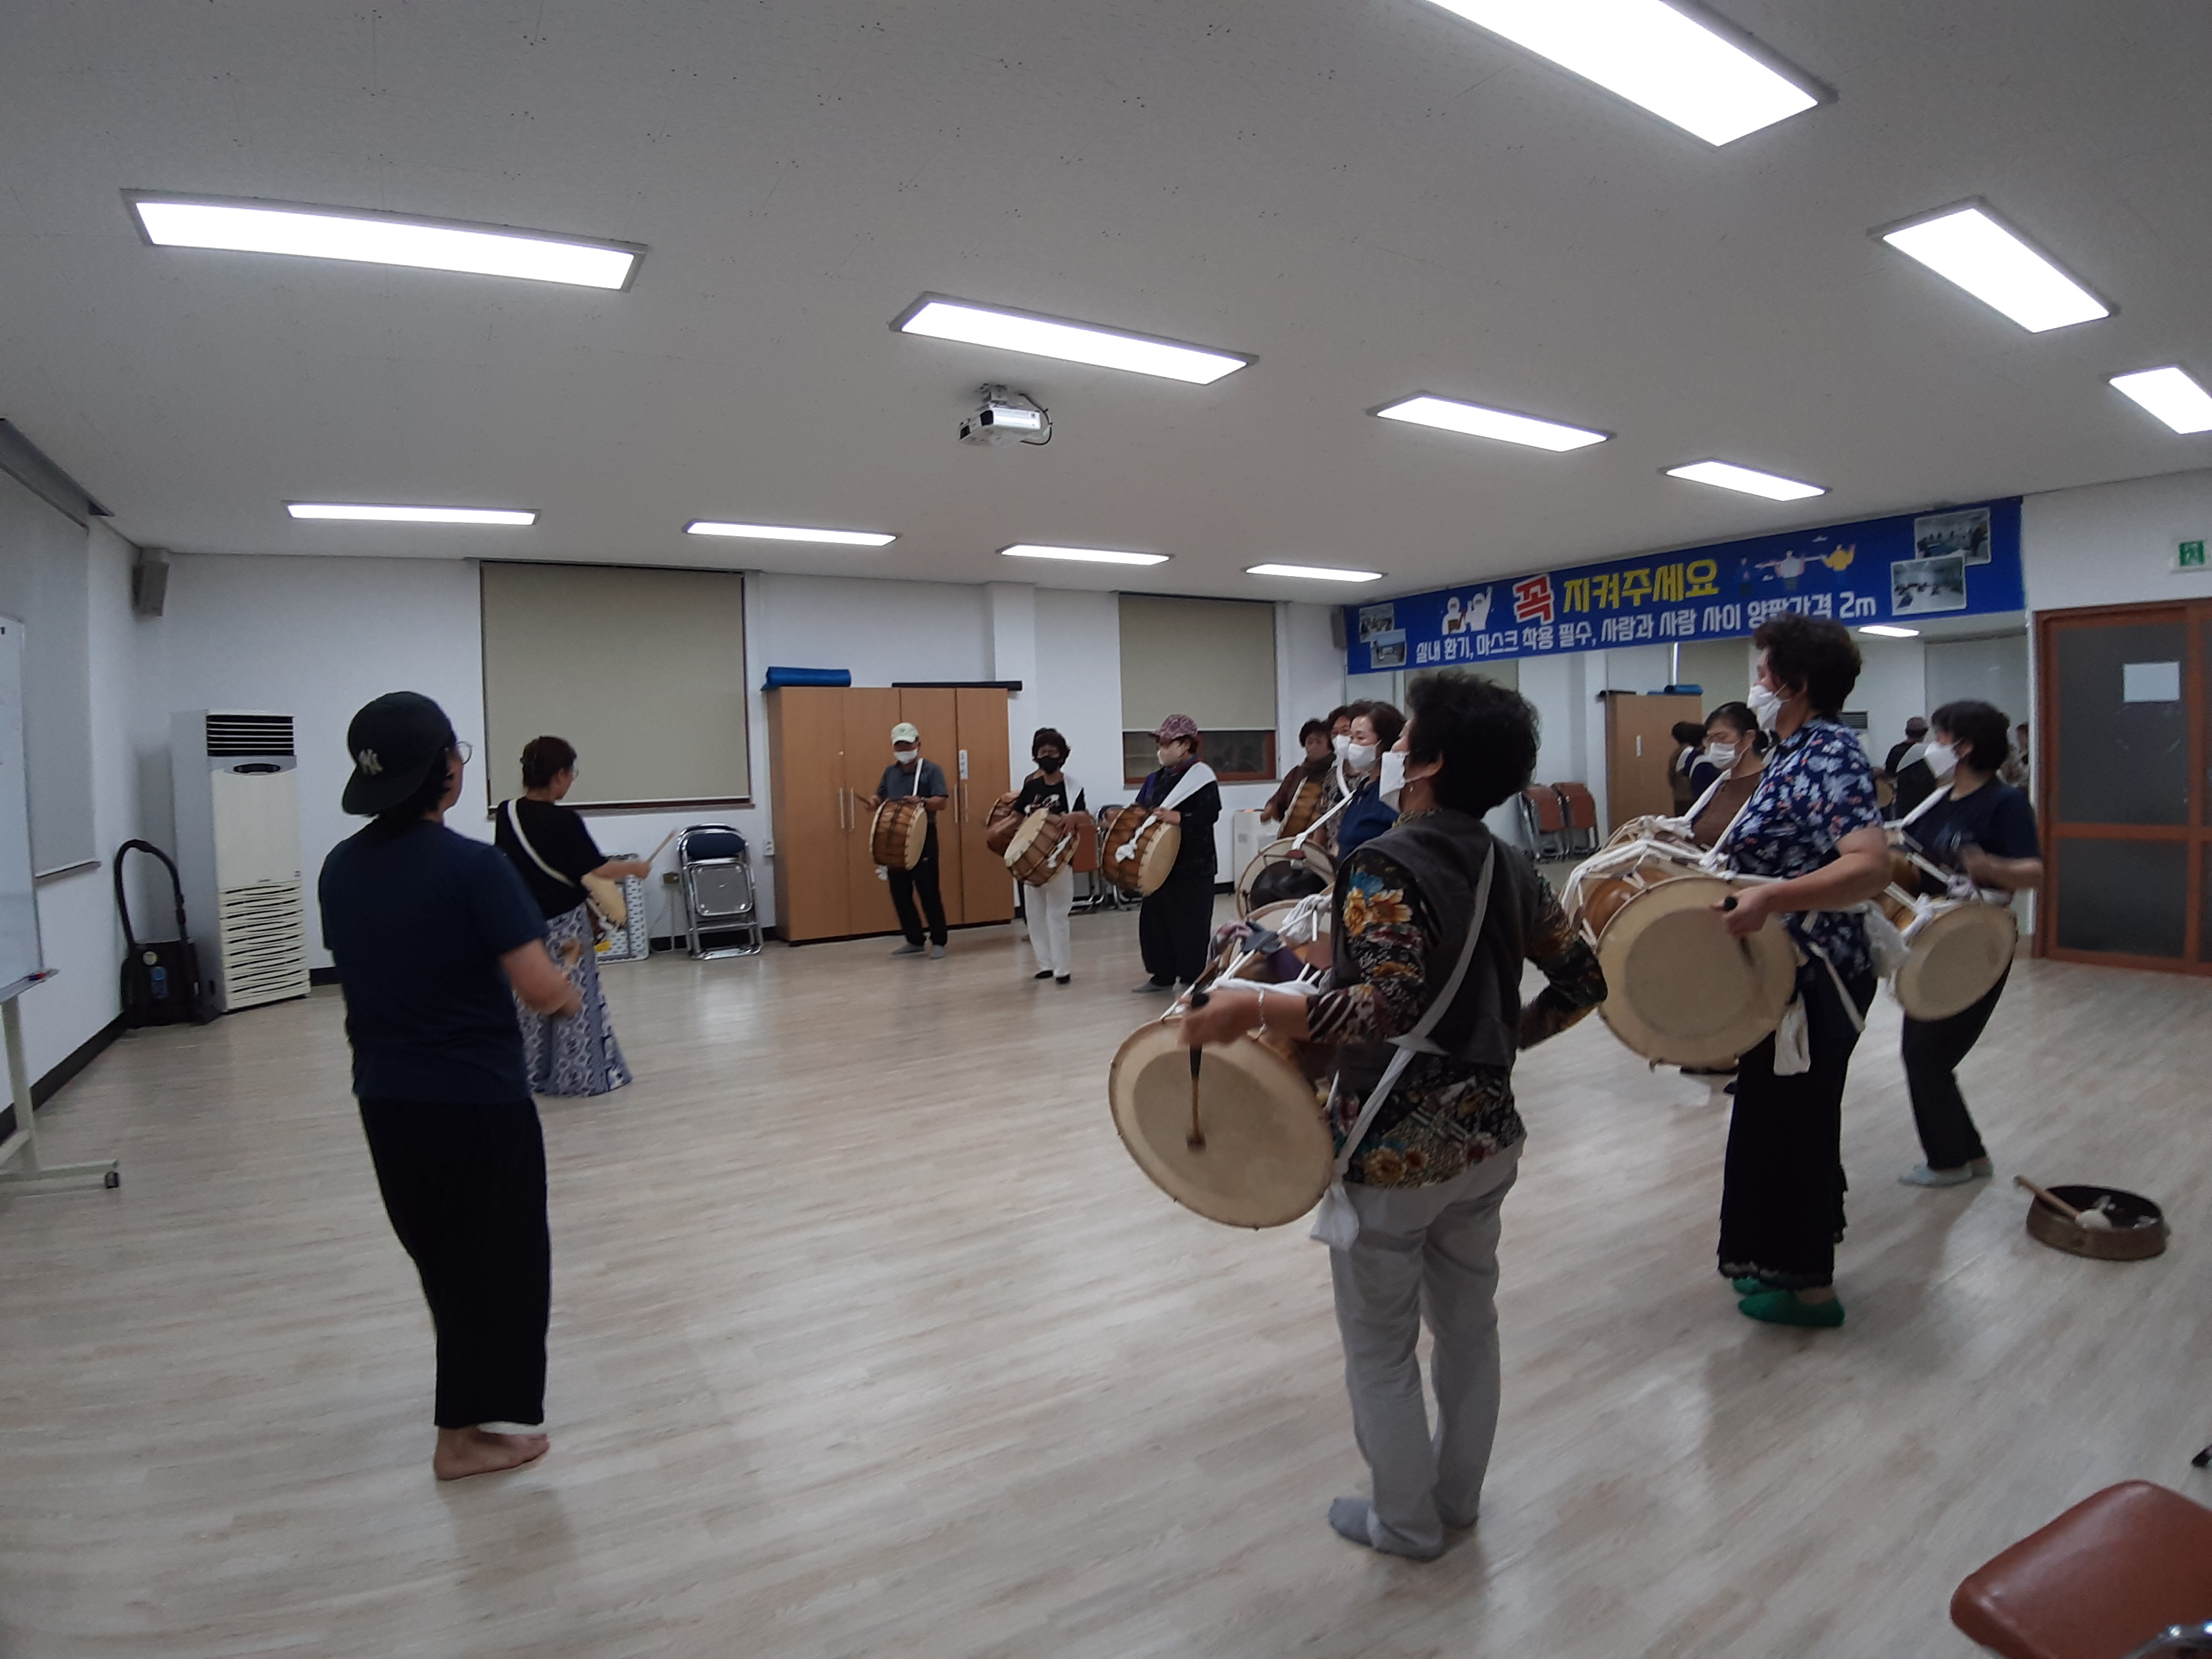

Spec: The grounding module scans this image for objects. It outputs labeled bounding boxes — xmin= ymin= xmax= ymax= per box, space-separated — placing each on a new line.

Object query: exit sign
xmin=2182 ymin=539 xmax=2207 ymax=571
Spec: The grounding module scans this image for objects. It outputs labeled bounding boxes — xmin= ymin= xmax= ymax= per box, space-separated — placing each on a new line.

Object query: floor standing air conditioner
xmin=171 ymin=711 xmax=309 ymax=1012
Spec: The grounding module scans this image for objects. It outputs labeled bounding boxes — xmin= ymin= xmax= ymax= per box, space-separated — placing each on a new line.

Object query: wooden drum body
xmin=1004 ymin=810 xmax=1071 ymax=886
xmin=1879 ymin=889 xmax=2016 ymax=1021
xmin=1104 ymin=811 xmax=1181 ymax=896
xmin=1109 ymin=1021 xmax=1332 ymax=1229
xmin=1244 ymin=896 xmax=1334 ymax=973
xmin=1234 ymin=837 xmax=1336 ymax=918
xmin=1572 ymin=853 xmax=1797 ymax=1068
xmin=870 ymin=798 xmax=930 ymax=871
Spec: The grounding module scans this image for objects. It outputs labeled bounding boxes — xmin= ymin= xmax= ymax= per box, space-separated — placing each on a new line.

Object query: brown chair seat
xmin=1952 ymin=1481 xmax=2212 ymax=1659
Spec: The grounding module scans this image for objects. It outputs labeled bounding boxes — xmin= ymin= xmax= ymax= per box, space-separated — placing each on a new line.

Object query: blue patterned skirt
xmin=517 ymin=902 xmax=633 ymax=1098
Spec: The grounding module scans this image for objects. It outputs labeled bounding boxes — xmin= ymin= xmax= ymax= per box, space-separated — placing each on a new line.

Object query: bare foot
xmin=433 ymin=1426 xmax=550 ymax=1481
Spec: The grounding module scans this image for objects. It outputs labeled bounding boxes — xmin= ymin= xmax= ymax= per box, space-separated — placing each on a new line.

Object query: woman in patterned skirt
xmin=493 ymin=736 xmax=649 ymax=1097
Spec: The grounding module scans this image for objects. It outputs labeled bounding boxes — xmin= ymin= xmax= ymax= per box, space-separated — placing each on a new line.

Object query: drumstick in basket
xmin=1187 ymin=989 xmax=1210 ymax=1151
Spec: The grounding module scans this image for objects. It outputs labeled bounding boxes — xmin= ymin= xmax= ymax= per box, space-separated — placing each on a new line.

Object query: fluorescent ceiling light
xmin=128 ymin=193 xmax=642 ymax=290
xmin=999 ymin=544 xmax=1169 ymax=567
xmin=686 ymin=521 xmax=897 ymax=547
xmin=1858 ymin=624 xmax=1920 ymax=639
xmin=287 ymin=502 xmax=536 ymax=526
xmin=1664 ymin=460 xmax=1825 ymax=501
xmin=1422 ymin=0 xmax=1821 ymax=146
xmin=1374 ymin=394 xmax=1608 ymax=452
xmin=1246 ymin=562 xmax=1384 ymax=583
xmin=894 ymin=295 xmax=1248 ymax=384
xmin=1878 ymin=204 xmax=2109 ymax=333
xmin=2109 ymin=367 xmax=2212 ymax=435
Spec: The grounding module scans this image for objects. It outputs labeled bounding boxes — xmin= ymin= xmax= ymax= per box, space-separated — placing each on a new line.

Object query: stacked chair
xmin=675 ymin=825 xmax=762 ymax=958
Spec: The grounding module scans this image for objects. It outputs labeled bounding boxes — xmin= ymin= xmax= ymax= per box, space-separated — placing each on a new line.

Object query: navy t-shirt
xmin=319 ymin=820 xmax=548 ymax=1103
xmin=1902 ymin=781 xmax=2039 ymax=893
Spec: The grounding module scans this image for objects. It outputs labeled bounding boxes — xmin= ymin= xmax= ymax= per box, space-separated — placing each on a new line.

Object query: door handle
xmin=836 ymin=787 xmax=847 ymax=832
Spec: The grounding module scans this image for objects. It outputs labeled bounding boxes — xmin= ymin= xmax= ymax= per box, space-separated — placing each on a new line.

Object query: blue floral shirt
xmin=1715 ymin=720 xmax=1883 ymax=977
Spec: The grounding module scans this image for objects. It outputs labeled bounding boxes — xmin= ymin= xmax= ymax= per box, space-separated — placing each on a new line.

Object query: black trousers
xmin=1139 ymin=864 xmax=1216 ymax=984
xmin=887 ymin=842 xmax=948 ymax=945
xmin=359 ymin=1097 xmax=551 ymax=1429
xmin=1718 ymin=962 xmax=1875 ymax=1291
xmin=1902 ymin=969 xmax=2008 ymax=1168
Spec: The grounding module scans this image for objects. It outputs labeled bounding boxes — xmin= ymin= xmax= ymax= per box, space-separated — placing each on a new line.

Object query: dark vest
xmin=1328 ymin=807 xmax=1537 ymax=1096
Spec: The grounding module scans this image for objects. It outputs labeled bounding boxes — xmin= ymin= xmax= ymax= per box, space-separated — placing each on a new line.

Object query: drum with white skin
xmin=1878 ymin=887 xmax=2017 ymax=1019
xmin=869 ymin=797 xmax=930 ymax=871
xmin=1103 ymin=811 xmax=1181 ymax=896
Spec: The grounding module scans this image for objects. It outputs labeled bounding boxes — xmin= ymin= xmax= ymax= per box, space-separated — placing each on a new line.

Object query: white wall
xmin=1031 ymin=588 xmax=1124 ymax=815
xmin=2024 ymin=466 xmax=2212 ymax=613
xmin=1925 ymin=634 xmax=2030 ymax=730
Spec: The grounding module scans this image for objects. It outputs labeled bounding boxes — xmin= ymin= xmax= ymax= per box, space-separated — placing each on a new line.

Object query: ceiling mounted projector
xmin=960 ymin=384 xmax=1052 ymax=447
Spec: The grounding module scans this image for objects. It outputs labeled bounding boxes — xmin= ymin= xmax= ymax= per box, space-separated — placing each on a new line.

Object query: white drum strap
xmin=1290 ymin=762 xmax=1356 ymax=851
xmin=1115 ymin=762 xmax=1216 ymax=859
xmin=1311 ymin=846 xmax=1494 ymax=1250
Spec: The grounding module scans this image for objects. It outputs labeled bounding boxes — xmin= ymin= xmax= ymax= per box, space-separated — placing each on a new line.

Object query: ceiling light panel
xmin=2109 ymin=367 xmax=2212 ymax=435
xmin=1374 ymin=394 xmax=1609 ymax=452
xmin=1878 ymin=204 xmax=2109 ymax=333
xmin=999 ymin=544 xmax=1169 ymax=567
xmin=894 ymin=296 xmax=1249 ymax=384
xmin=1858 ymin=624 xmax=1920 ymax=638
xmin=686 ymin=522 xmax=897 ymax=546
xmin=1664 ymin=461 xmax=1825 ymax=501
xmin=1246 ymin=563 xmax=1384 ymax=582
xmin=1422 ymin=0 xmax=1821 ymax=146
xmin=287 ymin=503 xmax=537 ymax=525
xmin=129 ymin=194 xmax=642 ymax=290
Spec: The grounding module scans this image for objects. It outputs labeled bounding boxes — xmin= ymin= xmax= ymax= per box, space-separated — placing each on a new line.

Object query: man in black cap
xmin=318 ymin=691 xmax=581 ymax=1481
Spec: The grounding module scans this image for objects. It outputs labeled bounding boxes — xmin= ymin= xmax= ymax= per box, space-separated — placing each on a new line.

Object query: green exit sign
xmin=2182 ymin=539 xmax=2207 ymax=571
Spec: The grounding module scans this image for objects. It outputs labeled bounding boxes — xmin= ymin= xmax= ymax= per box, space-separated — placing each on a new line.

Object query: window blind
xmin=480 ymin=562 xmax=749 ymax=808
xmin=0 ymin=472 xmax=94 ymax=874
xmin=1117 ymin=594 xmax=1276 ymax=733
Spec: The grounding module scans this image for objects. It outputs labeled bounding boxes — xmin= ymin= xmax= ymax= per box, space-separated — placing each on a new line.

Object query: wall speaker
xmin=132 ymin=549 xmax=169 ymax=617
xmin=1329 ymin=607 xmax=1347 ymax=650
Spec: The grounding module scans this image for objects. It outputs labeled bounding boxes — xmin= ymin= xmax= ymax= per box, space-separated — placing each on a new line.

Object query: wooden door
xmin=1603 ymin=692 xmax=1703 ymax=830
xmin=765 ymin=689 xmax=848 ymax=942
xmin=841 ymin=689 xmax=905 ymax=938
xmin=894 ymin=688 xmax=964 ymax=924
xmin=2038 ymin=601 xmax=2211 ymax=974
xmin=954 ymin=687 xmax=1014 ymax=924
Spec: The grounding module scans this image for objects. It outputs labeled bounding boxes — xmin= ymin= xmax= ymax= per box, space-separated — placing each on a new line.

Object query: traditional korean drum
xmin=869 ymin=797 xmax=929 ymax=871
xmin=1234 ymin=836 xmax=1336 ymax=918
xmin=1109 ymin=1019 xmax=1332 ymax=1229
xmin=1565 ymin=846 xmax=1797 ymax=1069
xmin=1878 ymin=887 xmax=2017 ymax=1020
xmin=1103 ymin=810 xmax=1181 ymax=896
xmin=1244 ymin=895 xmax=1334 ymax=974
xmin=1066 ymin=809 xmax=1099 ymax=873
xmin=1004 ymin=809 xmax=1073 ymax=886
xmin=983 ymin=796 xmax=1024 ymax=856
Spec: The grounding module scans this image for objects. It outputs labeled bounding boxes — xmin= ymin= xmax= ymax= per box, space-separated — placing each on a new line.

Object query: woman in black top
xmin=1012 ymin=726 xmax=1088 ymax=985
xmin=1130 ymin=714 xmax=1223 ymax=991
xmin=1894 ymin=701 xmax=2043 ymax=1189
xmin=493 ymin=736 xmax=653 ymax=1097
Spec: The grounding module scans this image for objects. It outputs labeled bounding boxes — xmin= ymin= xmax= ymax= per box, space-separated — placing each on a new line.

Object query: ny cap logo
xmin=356 ymin=748 xmax=383 ymax=775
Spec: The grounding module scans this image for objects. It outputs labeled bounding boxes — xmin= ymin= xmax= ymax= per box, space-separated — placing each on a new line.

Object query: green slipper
xmin=1730 ymin=1276 xmax=1766 ymax=1296
xmin=1738 ymin=1290 xmax=1845 ymax=1328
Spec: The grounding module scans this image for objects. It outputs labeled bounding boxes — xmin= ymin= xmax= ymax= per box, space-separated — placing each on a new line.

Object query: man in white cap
xmin=861 ymin=721 xmax=951 ymax=957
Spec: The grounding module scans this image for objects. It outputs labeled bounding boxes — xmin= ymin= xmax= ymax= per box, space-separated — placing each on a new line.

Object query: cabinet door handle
xmin=836 ymin=787 xmax=847 ymax=832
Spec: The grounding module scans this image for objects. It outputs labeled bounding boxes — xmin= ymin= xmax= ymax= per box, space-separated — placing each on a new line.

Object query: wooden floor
xmin=1 ymin=897 xmax=2206 ymax=1658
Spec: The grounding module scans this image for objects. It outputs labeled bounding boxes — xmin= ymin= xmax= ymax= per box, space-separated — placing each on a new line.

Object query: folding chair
xmin=676 ymin=825 xmax=763 ymax=958
xmin=1519 ymin=786 xmax=1568 ymax=860
xmin=1553 ymin=782 xmax=1601 ymax=855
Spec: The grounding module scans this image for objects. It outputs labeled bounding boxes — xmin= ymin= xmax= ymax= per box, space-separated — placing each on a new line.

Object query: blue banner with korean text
xmin=1343 ymin=498 xmax=2024 ymax=674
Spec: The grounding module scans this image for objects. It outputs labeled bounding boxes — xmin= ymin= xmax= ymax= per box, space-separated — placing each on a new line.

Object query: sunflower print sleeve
xmin=1519 ymin=873 xmax=1606 ymax=1049
xmin=1305 ymin=854 xmax=1431 ymax=1046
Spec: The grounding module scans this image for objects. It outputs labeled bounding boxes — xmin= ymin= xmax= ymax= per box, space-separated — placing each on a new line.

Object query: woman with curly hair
xmin=1180 ymin=673 xmax=1605 ymax=1561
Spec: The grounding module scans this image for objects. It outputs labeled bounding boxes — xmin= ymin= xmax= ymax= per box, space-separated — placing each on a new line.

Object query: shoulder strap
xmin=1159 ymin=760 xmax=1218 ymax=812
xmin=1898 ymin=781 xmax=1950 ymax=828
xmin=503 ymin=799 xmax=577 ymax=888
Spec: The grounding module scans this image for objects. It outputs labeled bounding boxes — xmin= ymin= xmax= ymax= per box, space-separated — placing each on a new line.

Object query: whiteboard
xmin=0 ymin=617 xmax=45 ymax=998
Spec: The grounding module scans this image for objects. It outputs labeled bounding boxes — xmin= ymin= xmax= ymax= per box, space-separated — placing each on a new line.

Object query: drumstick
xmin=2013 ymin=1174 xmax=2083 ymax=1222
xmin=644 ymin=827 xmax=680 ymax=866
xmin=1187 ymin=989 xmax=1210 ymax=1151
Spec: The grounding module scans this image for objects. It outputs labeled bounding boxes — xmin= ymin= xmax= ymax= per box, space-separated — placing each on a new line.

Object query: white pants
xmin=1025 ymin=864 xmax=1075 ymax=977
xmin=1328 ymin=1141 xmax=1521 ymax=1557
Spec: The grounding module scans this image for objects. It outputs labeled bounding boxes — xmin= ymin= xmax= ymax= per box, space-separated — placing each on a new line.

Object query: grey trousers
xmin=1328 ymin=1141 xmax=1521 ymax=1557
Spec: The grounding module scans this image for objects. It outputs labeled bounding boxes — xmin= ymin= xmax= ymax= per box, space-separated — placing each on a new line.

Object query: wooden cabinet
xmin=1602 ymin=691 xmax=1705 ymax=830
xmin=766 ymin=685 xmax=1012 ymax=942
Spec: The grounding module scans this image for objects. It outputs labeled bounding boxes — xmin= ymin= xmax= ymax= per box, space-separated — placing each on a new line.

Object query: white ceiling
xmin=3 ymin=1 xmax=2209 ymax=601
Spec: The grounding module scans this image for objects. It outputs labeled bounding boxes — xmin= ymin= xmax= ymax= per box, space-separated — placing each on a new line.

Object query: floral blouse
xmin=1714 ymin=718 xmax=1883 ymax=977
xmin=1304 ymin=848 xmax=1605 ymax=1188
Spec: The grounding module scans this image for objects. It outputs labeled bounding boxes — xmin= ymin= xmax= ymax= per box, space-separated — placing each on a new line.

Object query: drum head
xmin=1109 ymin=1022 xmax=1332 ymax=1229
xmin=1005 ymin=809 xmax=1051 ymax=861
xmin=1135 ymin=821 xmax=1182 ymax=895
xmin=1247 ymin=896 xmax=1333 ymax=969
xmin=1895 ymin=902 xmax=2015 ymax=1021
xmin=903 ymin=800 xmax=929 ymax=865
xmin=1596 ymin=876 xmax=1796 ymax=1067
xmin=1235 ymin=837 xmax=1337 ymax=917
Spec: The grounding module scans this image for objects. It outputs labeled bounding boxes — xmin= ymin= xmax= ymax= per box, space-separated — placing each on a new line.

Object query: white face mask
xmin=1923 ymin=739 xmax=1958 ymax=779
xmin=1704 ymin=741 xmax=1738 ymax=766
xmin=1332 ymin=733 xmax=1352 ymax=760
xmin=893 ymin=747 xmax=918 ymax=765
xmin=1345 ymin=740 xmax=1378 ymax=773
xmin=1747 ymin=684 xmax=1786 ymax=731
xmin=1155 ymin=746 xmax=1179 ymax=770
xmin=1378 ymin=749 xmax=1408 ymax=804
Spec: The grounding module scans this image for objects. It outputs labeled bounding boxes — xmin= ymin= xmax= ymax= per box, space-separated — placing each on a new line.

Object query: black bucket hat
xmin=342 ymin=692 xmax=457 ymax=815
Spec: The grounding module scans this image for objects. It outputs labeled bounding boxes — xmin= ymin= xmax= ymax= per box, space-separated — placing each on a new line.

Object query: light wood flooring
xmin=1 ymin=898 xmax=2207 ymax=1658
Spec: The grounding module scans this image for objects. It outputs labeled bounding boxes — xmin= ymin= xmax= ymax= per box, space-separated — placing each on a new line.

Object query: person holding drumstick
xmin=1684 ymin=701 xmax=1767 ymax=848
xmin=1709 ymin=615 xmax=1892 ymax=1328
xmin=1130 ymin=714 xmax=1221 ymax=991
xmin=1332 ymin=701 xmax=1405 ymax=863
xmin=860 ymin=722 xmax=950 ymax=959
xmin=1180 ymin=676 xmax=1604 ymax=1560
xmin=1013 ymin=727 xmax=1086 ymax=986
xmin=1896 ymin=700 xmax=2041 ymax=1189
xmin=1262 ymin=719 xmax=1334 ymax=837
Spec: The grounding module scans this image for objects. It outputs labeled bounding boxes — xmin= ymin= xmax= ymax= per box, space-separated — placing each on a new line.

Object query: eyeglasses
xmin=453 ymin=739 xmax=474 ymax=764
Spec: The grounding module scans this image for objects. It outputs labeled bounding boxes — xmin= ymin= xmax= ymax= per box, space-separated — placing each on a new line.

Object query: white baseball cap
xmin=890 ymin=722 xmax=920 ymax=744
